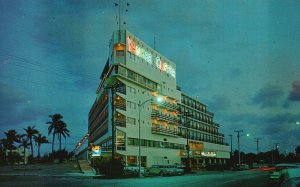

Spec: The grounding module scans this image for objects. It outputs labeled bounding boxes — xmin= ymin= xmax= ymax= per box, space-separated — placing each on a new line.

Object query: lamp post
xmin=138 ymin=98 xmax=151 ymax=177
xmin=137 ymin=96 xmax=164 ymax=177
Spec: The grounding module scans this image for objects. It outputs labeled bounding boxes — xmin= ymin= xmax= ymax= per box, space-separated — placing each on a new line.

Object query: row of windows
xmin=179 ymin=106 xmax=213 ymax=125
xmin=180 ymin=117 xmax=218 ymax=134
xmin=179 ymin=128 xmax=224 ymax=144
xmin=89 ymin=108 xmax=109 ymax=133
xmin=128 ymin=138 xmax=186 ymax=150
xmin=89 ymin=92 xmax=108 ymax=123
xmin=117 ymin=65 xmax=159 ymax=91
xmin=181 ymin=95 xmax=206 ymax=112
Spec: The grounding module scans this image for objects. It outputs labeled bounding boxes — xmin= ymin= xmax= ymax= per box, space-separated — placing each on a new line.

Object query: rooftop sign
xmin=127 ymin=36 xmax=176 ymax=78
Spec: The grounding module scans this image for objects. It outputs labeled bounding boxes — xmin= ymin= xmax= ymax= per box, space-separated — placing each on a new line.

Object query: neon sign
xmin=127 ymin=36 xmax=176 ymax=78
xmin=201 ymin=151 xmax=216 ymax=157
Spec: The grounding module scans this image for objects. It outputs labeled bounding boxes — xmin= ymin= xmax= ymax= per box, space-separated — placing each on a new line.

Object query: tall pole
xmin=234 ymin=130 xmax=243 ymax=165
xmin=229 ymin=134 xmax=233 ymax=156
xmin=184 ymin=111 xmax=191 ymax=171
xmin=138 ymin=100 xmax=141 ymax=177
xmin=255 ymin=138 xmax=262 ymax=155
xmin=138 ymin=98 xmax=152 ymax=177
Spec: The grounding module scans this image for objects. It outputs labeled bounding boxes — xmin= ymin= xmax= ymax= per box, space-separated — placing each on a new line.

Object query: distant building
xmin=87 ymin=30 xmax=230 ymax=168
xmin=6 ymin=147 xmax=29 ymax=164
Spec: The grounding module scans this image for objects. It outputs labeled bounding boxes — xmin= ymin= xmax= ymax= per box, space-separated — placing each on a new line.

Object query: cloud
xmin=288 ymin=81 xmax=300 ymax=101
xmin=207 ymin=94 xmax=231 ymax=111
xmin=0 ymin=81 xmax=49 ymax=131
xmin=252 ymin=84 xmax=284 ymax=108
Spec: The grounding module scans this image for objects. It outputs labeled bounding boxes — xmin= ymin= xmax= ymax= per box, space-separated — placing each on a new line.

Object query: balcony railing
xmin=115 ymin=102 xmax=126 ymax=110
xmin=213 ymin=122 xmax=220 ymax=127
xmin=152 ymin=100 xmax=178 ymax=111
xmin=115 ymin=118 xmax=126 ymax=127
xmin=151 ymin=110 xmax=179 ymax=124
xmin=151 ymin=126 xmax=180 ymax=137
xmin=206 ymin=111 xmax=214 ymax=117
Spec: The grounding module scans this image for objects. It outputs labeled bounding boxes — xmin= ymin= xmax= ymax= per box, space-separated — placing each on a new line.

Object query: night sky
xmin=0 ymin=0 xmax=299 ymax=155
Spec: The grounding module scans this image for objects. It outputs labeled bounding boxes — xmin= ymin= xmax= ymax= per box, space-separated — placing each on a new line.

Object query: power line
xmin=0 ymin=49 xmax=100 ymax=81
xmin=0 ymin=75 xmax=96 ymax=96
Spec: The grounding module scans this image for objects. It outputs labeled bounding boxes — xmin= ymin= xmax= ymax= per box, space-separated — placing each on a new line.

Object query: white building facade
xmin=88 ymin=30 xmax=230 ymax=168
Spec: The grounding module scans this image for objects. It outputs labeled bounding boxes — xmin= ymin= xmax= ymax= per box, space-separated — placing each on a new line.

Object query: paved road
xmin=0 ymin=170 xmax=274 ymax=187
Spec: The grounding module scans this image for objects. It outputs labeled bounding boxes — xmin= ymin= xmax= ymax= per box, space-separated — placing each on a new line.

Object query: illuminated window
xmin=116 ymin=50 xmax=124 ymax=56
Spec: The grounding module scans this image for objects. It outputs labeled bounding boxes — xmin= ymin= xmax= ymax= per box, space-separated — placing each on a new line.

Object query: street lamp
xmin=138 ymin=96 xmax=164 ymax=177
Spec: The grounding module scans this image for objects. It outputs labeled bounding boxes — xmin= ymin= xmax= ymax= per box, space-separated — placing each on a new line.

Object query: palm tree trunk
xmin=38 ymin=144 xmax=41 ymax=159
xmin=59 ymin=133 xmax=62 ymax=151
xmin=30 ymin=138 xmax=33 ymax=161
xmin=52 ymin=133 xmax=55 ymax=155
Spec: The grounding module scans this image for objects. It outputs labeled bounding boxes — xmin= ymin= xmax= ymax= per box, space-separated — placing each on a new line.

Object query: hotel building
xmin=87 ymin=30 xmax=230 ymax=168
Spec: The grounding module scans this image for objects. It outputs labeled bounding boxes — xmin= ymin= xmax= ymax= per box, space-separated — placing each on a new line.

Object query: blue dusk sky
xmin=0 ymin=0 xmax=299 ymax=155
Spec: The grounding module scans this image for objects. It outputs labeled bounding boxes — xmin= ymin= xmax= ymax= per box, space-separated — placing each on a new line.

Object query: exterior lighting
xmin=296 ymin=121 xmax=300 ymax=125
xmin=246 ymin=133 xmax=250 ymax=137
xmin=157 ymin=96 xmax=164 ymax=102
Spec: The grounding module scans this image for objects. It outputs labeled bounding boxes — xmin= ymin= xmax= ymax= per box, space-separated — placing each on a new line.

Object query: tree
xmin=0 ymin=138 xmax=8 ymax=163
xmin=4 ymin=130 xmax=20 ymax=155
xmin=34 ymin=134 xmax=49 ymax=159
xmin=19 ymin=135 xmax=30 ymax=163
xmin=56 ymin=121 xmax=70 ymax=151
xmin=19 ymin=135 xmax=30 ymax=176
xmin=46 ymin=114 xmax=63 ymax=155
xmin=23 ymin=126 xmax=39 ymax=160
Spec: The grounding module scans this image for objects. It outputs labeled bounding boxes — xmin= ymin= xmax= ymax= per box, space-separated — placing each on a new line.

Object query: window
xmin=127 ymin=117 xmax=136 ymax=125
xmin=127 ymin=101 xmax=136 ymax=109
xmin=116 ymin=50 xmax=124 ymax=56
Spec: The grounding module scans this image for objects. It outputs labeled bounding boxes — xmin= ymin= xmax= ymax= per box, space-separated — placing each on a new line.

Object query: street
xmin=0 ymin=170 xmax=273 ymax=187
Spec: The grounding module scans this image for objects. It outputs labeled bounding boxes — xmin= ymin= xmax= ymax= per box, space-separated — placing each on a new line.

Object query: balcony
xmin=152 ymin=100 xmax=178 ymax=111
xmin=115 ymin=101 xmax=126 ymax=110
xmin=206 ymin=111 xmax=214 ymax=117
xmin=151 ymin=126 xmax=180 ymax=137
xmin=115 ymin=118 xmax=126 ymax=127
xmin=151 ymin=110 xmax=179 ymax=124
xmin=213 ymin=122 xmax=220 ymax=127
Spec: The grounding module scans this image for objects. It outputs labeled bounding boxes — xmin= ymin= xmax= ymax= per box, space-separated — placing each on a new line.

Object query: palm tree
xmin=0 ymin=138 xmax=8 ymax=161
xmin=23 ymin=126 xmax=39 ymax=159
xmin=56 ymin=121 xmax=70 ymax=151
xmin=34 ymin=134 xmax=49 ymax=159
xmin=4 ymin=130 xmax=20 ymax=155
xmin=19 ymin=135 xmax=30 ymax=163
xmin=19 ymin=135 xmax=30 ymax=176
xmin=46 ymin=114 xmax=63 ymax=155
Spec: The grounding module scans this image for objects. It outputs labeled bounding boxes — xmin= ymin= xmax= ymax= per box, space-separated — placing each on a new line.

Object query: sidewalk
xmin=0 ymin=162 xmax=99 ymax=178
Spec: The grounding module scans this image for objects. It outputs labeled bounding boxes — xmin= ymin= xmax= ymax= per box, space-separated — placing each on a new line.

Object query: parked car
xmin=146 ymin=165 xmax=175 ymax=176
xmin=280 ymin=168 xmax=300 ymax=187
xmin=174 ymin=164 xmax=185 ymax=175
xmin=269 ymin=163 xmax=300 ymax=182
xmin=124 ymin=164 xmax=145 ymax=176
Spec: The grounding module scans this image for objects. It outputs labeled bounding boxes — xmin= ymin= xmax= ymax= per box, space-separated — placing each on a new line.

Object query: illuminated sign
xmin=91 ymin=145 xmax=101 ymax=157
xmin=127 ymin=36 xmax=176 ymax=78
xmin=201 ymin=151 xmax=216 ymax=157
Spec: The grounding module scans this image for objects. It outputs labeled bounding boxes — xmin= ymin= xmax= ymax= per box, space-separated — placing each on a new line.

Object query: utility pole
xmin=234 ymin=130 xmax=243 ymax=165
xmin=229 ymin=134 xmax=233 ymax=156
xmin=255 ymin=138 xmax=262 ymax=155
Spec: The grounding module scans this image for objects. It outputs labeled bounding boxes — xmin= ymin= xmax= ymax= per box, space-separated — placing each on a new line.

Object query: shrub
xmin=92 ymin=157 xmax=124 ymax=178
